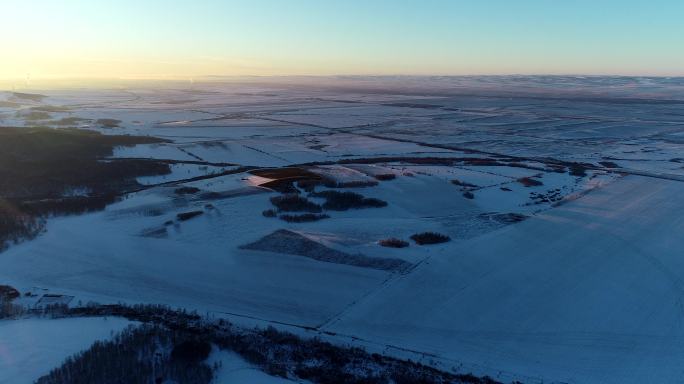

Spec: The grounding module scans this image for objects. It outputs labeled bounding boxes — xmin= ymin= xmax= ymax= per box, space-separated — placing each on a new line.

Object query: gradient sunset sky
xmin=2 ymin=0 xmax=683 ymax=80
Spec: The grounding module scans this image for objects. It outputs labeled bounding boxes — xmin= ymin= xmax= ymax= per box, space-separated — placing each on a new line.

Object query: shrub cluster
xmin=310 ymin=190 xmax=387 ymax=211
xmin=174 ymin=186 xmax=201 ymax=195
xmin=517 ymin=177 xmax=543 ymax=187
xmin=176 ymin=210 xmax=204 ymax=221
xmin=95 ymin=118 xmax=122 ymax=128
xmin=298 ymin=175 xmax=383 ymax=191
xmin=569 ymin=164 xmax=588 ymax=177
xmin=0 ymin=285 xmax=20 ymax=301
xmin=324 ymin=180 xmax=379 ymax=188
xmin=410 ymin=232 xmax=451 ymax=245
xmin=598 ymin=161 xmax=619 ymax=168
xmin=262 ymin=209 xmax=277 ymax=217
xmin=270 ymin=194 xmax=323 ymax=213
xmin=374 ymin=173 xmax=396 ymax=181
xmin=297 ymin=178 xmax=324 ymax=192
xmin=451 ymin=179 xmax=478 ymax=188
xmin=378 ymin=238 xmax=410 ymax=248
xmin=279 ymin=213 xmax=330 ymax=223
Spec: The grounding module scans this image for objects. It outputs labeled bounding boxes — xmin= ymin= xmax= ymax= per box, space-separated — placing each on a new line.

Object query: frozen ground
xmin=208 ymin=349 xmax=303 ymax=384
xmin=0 ymin=317 xmax=132 ymax=384
xmin=1 ymin=76 xmax=684 ymax=383
xmin=326 ymin=175 xmax=684 ymax=383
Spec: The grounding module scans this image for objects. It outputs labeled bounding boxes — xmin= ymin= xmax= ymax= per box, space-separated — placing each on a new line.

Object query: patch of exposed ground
xmin=241 ymin=229 xmax=411 ymax=272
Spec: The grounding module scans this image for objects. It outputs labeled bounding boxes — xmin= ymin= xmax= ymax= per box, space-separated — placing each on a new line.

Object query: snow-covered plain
xmin=326 ymin=175 xmax=684 ymax=383
xmin=208 ymin=349 xmax=302 ymax=384
xmin=1 ymin=77 xmax=684 ymax=383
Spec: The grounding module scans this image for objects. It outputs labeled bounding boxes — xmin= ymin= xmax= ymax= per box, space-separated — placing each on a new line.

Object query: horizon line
xmin=2 ymin=73 xmax=684 ymax=82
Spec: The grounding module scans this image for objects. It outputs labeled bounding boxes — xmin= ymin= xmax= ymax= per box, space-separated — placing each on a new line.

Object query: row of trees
xmin=25 ymin=302 xmax=502 ymax=384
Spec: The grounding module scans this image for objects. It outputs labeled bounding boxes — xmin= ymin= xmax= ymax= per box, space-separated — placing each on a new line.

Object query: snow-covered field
xmin=326 ymin=175 xmax=684 ymax=383
xmin=208 ymin=349 xmax=302 ymax=384
xmin=1 ymin=76 xmax=684 ymax=383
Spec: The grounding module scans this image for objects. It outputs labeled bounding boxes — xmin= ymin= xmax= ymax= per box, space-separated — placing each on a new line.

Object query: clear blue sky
xmin=2 ymin=0 xmax=683 ymax=78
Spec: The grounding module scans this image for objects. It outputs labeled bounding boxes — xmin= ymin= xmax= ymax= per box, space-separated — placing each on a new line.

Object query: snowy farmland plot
xmin=1 ymin=76 xmax=684 ymax=383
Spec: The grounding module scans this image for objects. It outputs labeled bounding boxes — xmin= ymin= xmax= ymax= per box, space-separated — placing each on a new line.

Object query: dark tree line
xmin=11 ymin=302 xmax=504 ymax=384
xmin=0 ymin=199 xmax=43 ymax=250
xmin=36 ymin=324 xmax=214 ymax=384
xmin=0 ymin=127 xmax=170 ymax=250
